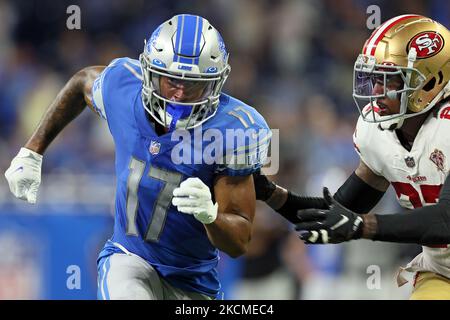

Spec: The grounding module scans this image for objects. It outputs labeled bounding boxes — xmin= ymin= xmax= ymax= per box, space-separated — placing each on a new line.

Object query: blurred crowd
xmin=1 ymin=0 xmax=447 ymax=299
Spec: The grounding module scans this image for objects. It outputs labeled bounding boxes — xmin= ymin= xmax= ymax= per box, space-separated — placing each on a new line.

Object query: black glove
xmin=295 ymin=187 xmax=364 ymax=244
xmin=252 ymin=169 xmax=277 ymax=201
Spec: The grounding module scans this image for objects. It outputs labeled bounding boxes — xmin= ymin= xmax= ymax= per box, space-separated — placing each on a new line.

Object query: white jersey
xmin=353 ymin=103 xmax=450 ymax=279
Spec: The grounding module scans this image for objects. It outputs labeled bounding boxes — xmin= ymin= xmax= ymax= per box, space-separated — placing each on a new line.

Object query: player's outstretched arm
xmin=4 ymin=66 xmax=105 ymax=203
xmin=252 ymin=170 xmax=329 ymax=223
xmin=296 ymin=172 xmax=450 ymax=245
xmin=361 ymin=173 xmax=450 ymax=245
xmin=254 ymin=160 xmax=388 ymax=224
xmin=25 ymin=66 xmax=105 ymax=154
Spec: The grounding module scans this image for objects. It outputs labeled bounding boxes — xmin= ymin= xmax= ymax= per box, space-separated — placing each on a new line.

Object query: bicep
xmin=355 ymin=159 xmax=390 ymax=192
xmin=213 ymin=175 xmax=256 ymax=223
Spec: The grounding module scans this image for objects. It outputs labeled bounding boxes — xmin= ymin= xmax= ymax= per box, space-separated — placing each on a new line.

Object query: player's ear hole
xmin=423 ymin=77 xmax=436 ymax=92
xmin=438 ymin=71 xmax=444 ymax=85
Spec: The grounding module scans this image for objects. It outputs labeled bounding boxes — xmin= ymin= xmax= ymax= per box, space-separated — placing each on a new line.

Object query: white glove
xmin=4 ymin=147 xmax=43 ymax=204
xmin=172 ymin=177 xmax=218 ymax=224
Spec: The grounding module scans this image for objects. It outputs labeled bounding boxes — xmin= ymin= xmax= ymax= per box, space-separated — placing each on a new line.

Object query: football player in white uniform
xmin=254 ymin=15 xmax=450 ymax=299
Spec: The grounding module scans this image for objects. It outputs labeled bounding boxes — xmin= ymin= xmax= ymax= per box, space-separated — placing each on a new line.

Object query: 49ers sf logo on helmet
xmin=407 ymin=31 xmax=444 ymax=59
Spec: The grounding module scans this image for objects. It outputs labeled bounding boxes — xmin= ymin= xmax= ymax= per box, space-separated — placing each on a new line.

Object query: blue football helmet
xmin=140 ymin=14 xmax=231 ymax=130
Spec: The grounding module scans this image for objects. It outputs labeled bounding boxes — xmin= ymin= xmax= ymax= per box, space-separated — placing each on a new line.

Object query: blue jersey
xmin=92 ymin=57 xmax=271 ymax=297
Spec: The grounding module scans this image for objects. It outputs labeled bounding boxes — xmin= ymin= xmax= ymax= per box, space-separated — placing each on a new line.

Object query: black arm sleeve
xmin=334 ymin=172 xmax=385 ymax=214
xmin=374 ymin=175 xmax=450 ymax=245
xmin=276 ymin=191 xmax=329 ymax=224
xmin=374 ymin=204 xmax=450 ymax=244
xmin=276 ymin=171 xmax=385 ymax=223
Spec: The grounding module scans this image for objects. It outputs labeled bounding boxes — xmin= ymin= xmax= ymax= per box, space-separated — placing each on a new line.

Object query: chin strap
xmin=377 ymin=113 xmax=404 ymax=131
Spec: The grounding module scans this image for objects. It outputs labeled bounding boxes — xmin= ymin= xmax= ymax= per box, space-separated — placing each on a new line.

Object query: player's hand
xmin=295 ymin=187 xmax=363 ymax=244
xmin=172 ymin=177 xmax=218 ymax=224
xmin=4 ymin=147 xmax=43 ymax=204
xmin=252 ymin=169 xmax=277 ymax=201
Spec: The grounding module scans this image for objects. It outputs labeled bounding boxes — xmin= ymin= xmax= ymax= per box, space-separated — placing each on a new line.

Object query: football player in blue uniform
xmin=5 ymin=14 xmax=271 ymax=300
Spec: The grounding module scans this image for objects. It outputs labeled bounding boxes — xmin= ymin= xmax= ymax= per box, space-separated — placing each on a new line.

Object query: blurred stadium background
xmin=0 ymin=0 xmax=448 ymax=299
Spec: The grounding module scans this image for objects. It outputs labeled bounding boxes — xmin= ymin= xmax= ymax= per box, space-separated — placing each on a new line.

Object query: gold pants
xmin=410 ymin=272 xmax=450 ymax=300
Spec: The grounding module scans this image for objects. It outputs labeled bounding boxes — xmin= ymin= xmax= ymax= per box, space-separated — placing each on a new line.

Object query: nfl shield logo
xmin=430 ymin=149 xmax=445 ymax=172
xmin=149 ymin=140 xmax=161 ymax=155
xmin=404 ymin=156 xmax=415 ymax=168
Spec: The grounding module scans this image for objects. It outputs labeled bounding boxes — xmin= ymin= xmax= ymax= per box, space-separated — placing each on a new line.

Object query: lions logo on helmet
xmin=139 ymin=14 xmax=231 ymax=131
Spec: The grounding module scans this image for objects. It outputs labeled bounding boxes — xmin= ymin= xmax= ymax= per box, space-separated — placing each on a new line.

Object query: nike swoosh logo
xmin=331 ymin=215 xmax=349 ymax=230
xmin=12 ymin=166 xmax=24 ymax=174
